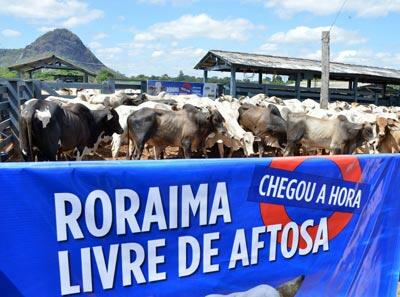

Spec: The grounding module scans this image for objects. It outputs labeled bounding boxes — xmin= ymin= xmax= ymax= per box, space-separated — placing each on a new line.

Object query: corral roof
xmin=9 ymin=53 xmax=96 ymax=76
xmin=195 ymin=50 xmax=400 ymax=84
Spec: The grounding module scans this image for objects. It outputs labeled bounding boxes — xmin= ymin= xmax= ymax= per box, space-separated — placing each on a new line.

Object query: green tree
xmin=96 ymin=69 xmax=115 ymax=83
xmin=271 ymin=75 xmax=285 ymax=85
xmin=0 ymin=67 xmax=18 ymax=79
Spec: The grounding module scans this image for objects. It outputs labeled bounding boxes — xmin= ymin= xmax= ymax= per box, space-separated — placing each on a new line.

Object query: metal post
xmin=230 ymin=67 xmax=236 ymax=98
xmin=348 ymin=81 xmax=353 ymax=90
xmin=307 ymin=79 xmax=311 ymax=88
xmin=203 ymin=70 xmax=208 ymax=83
xmin=382 ymin=83 xmax=387 ymax=102
xmin=295 ymin=73 xmax=301 ymax=99
xmin=320 ymin=31 xmax=330 ymax=109
xmin=353 ymin=78 xmax=358 ymax=102
xmin=258 ymin=72 xmax=263 ymax=85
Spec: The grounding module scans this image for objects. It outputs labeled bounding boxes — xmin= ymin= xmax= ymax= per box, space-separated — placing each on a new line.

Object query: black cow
xmin=20 ymin=99 xmax=123 ymax=161
xmin=126 ymin=104 xmax=226 ymax=159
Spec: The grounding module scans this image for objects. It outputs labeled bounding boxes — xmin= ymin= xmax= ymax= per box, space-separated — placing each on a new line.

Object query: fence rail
xmin=233 ymin=82 xmax=400 ymax=105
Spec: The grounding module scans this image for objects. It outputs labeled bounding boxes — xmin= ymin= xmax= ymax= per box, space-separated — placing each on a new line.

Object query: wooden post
xmin=230 ymin=67 xmax=236 ymax=98
xmin=320 ymin=31 xmax=330 ymax=109
xmin=84 ymin=73 xmax=89 ymax=83
xmin=353 ymin=77 xmax=358 ymax=102
xmin=258 ymin=72 xmax=263 ymax=85
xmin=307 ymin=79 xmax=311 ymax=88
xmin=295 ymin=73 xmax=301 ymax=99
xmin=203 ymin=70 xmax=208 ymax=83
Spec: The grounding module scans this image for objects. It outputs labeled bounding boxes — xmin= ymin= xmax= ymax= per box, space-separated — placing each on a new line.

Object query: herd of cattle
xmin=19 ymin=88 xmax=400 ymax=161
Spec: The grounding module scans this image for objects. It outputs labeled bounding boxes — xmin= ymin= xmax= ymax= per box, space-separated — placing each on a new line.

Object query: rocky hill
xmin=0 ymin=29 xmax=106 ymax=73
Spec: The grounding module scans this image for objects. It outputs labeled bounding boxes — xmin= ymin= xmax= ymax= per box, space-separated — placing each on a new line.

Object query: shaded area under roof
xmin=195 ymin=50 xmax=400 ymax=84
xmin=8 ymin=53 xmax=96 ymax=76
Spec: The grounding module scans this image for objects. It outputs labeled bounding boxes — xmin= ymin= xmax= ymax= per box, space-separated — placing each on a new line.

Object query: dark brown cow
xmin=126 ymin=104 xmax=226 ymax=159
xmin=238 ymin=103 xmax=287 ymax=155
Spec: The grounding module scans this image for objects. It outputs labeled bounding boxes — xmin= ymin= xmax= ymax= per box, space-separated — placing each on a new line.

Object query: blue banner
xmin=0 ymin=156 xmax=400 ymax=297
xmin=147 ymin=80 xmax=206 ymax=96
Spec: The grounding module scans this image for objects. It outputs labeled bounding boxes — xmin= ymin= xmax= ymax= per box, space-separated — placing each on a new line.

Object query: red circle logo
xmin=259 ymin=155 xmax=362 ymax=249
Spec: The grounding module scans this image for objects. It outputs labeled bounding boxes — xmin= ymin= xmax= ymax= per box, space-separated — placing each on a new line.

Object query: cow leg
xmin=181 ymin=138 xmax=192 ymax=159
xmin=178 ymin=147 xmax=184 ymax=158
xmin=75 ymin=147 xmax=84 ymax=161
xmin=134 ymin=143 xmax=144 ymax=160
xmin=39 ymin=145 xmax=58 ymax=161
xmin=153 ymin=146 xmax=164 ymax=160
xmin=111 ymin=134 xmax=123 ymax=160
xmin=227 ymin=147 xmax=235 ymax=158
xmin=217 ymin=140 xmax=224 ymax=158
xmin=202 ymin=147 xmax=208 ymax=158
xmin=257 ymin=142 xmax=265 ymax=157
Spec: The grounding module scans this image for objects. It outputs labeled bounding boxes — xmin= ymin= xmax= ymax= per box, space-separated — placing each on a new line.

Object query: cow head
xmin=241 ymin=132 xmax=255 ymax=156
xmin=102 ymin=108 xmax=124 ymax=136
xmin=361 ymin=122 xmax=374 ymax=143
xmin=209 ymin=109 xmax=227 ymax=135
xmin=376 ymin=117 xmax=389 ymax=138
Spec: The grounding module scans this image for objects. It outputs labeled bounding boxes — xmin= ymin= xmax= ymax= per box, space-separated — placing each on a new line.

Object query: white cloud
xmin=38 ymin=26 xmax=55 ymax=33
xmin=303 ymin=50 xmax=322 ymax=60
xmin=258 ymin=42 xmax=279 ymax=54
xmin=151 ymin=50 xmax=165 ymax=58
xmin=133 ymin=14 xmax=256 ymax=42
xmin=1 ymin=28 xmax=21 ymax=37
xmin=61 ymin=9 xmax=103 ymax=28
xmin=269 ymin=26 xmax=366 ymax=45
xmin=0 ymin=0 xmax=103 ymax=28
xmin=264 ymin=0 xmax=400 ymax=18
xmin=334 ymin=49 xmax=400 ymax=67
xmin=137 ymin=0 xmax=197 ymax=6
xmin=93 ymin=32 xmax=108 ymax=40
xmin=89 ymin=41 xmax=102 ymax=49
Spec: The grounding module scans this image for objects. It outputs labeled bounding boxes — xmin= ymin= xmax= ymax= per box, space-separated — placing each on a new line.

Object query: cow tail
xmin=26 ymin=116 xmax=34 ymax=161
xmin=126 ymin=118 xmax=130 ymax=160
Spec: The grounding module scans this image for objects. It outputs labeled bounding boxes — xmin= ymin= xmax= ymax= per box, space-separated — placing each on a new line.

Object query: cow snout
xmin=217 ymin=126 xmax=227 ymax=135
xmin=116 ymin=126 xmax=124 ymax=134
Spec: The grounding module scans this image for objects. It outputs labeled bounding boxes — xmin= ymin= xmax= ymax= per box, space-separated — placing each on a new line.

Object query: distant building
xmin=8 ymin=54 xmax=96 ymax=83
xmin=195 ymin=50 xmax=400 ymax=105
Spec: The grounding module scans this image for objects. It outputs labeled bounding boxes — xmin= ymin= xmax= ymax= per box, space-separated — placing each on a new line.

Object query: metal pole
xmin=258 ymin=72 xmax=263 ymax=85
xmin=320 ymin=31 xmax=330 ymax=109
xmin=230 ymin=67 xmax=236 ymax=98
xmin=295 ymin=73 xmax=301 ymax=99
xmin=203 ymin=70 xmax=208 ymax=83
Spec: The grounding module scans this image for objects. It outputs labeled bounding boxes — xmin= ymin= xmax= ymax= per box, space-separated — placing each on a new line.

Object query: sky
xmin=0 ymin=0 xmax=400 ymax=77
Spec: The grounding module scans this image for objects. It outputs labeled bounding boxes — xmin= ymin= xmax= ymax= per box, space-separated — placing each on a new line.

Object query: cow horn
xmin=276 ymin=275 xmax=305 ymax=297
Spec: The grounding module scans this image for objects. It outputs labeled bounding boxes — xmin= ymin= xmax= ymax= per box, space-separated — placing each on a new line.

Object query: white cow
xmin=45 ymin=96 xmax=105 ymax=111
xmin=86 ymin=91 xmax=127 ymax=108
xmin=206 ymin=275 xmax=304 ymax=297
xmin=207 ymin=100 xmax=255 ymax=157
